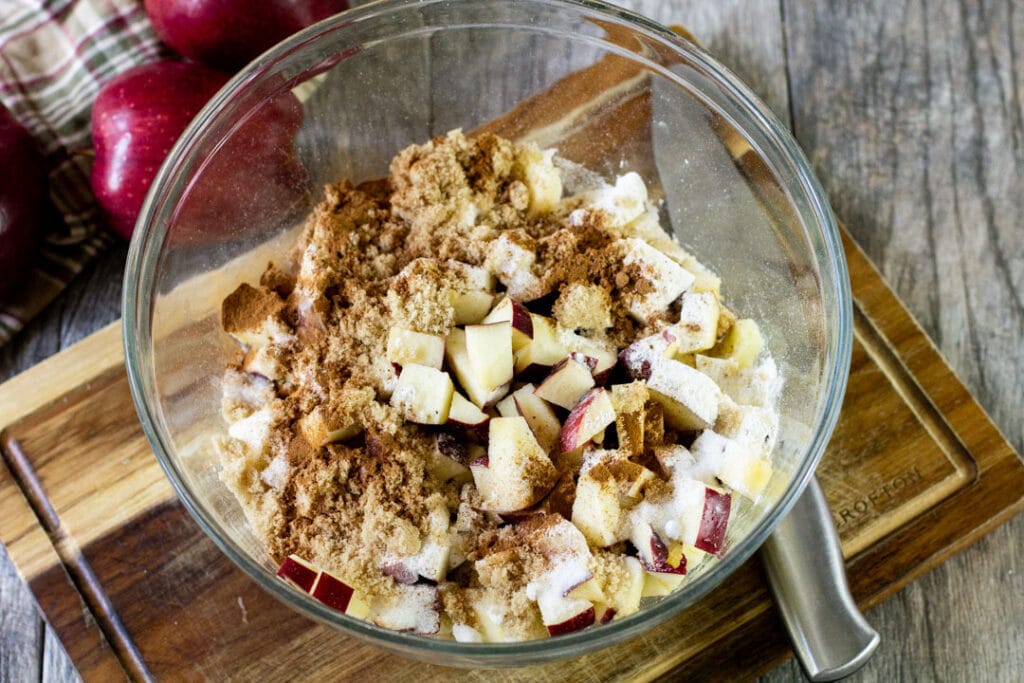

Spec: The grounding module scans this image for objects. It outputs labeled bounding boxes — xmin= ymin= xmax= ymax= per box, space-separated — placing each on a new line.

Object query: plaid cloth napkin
xmin=0 ymin=0 xmax=172 ymax=345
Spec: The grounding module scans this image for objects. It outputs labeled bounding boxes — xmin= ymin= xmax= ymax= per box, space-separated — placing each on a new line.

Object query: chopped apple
xmin=296 ymin=405 xmax=361 ymax=448
xmin=221 ymin=283 xmax=292 ymax=347
xmin=534 ymin=357 xmax=595 ymax=409
xmin=558 ymin=388 xmax=616 ymax=453
xmin=485 ymin=231 xmax=546 ymax=301
xmin=646 ymin=358 xmax=722 ymax=431
xmin=386 ymin=327 xmax=445 ymax=369
xmin=605 ymin=458 xmax=657 ymax=502
xmin=427 ymin=433 xmax=473 ymax=484
xmin=495 ymin=394 xmax=518 ymax=418
xmin=630 ymin=522 xmax=686 ymax=574
xmin=447 ymin=391 xmax=489 ymax=429
xmin=467 ymin=589 xmax=514 ymax=642
xmin=695 ymin=353 xmax=780 ymax=408
xmin=514 ymin=144 xmax=563 ymax=216
xmin=671 ymin=291 xmax=720 ymax=355
xmin=715 ymin=396 xmax=778 ymax=458
xmin=641 ymin=570 xmax=687 ymax=597
xmin=610 ymin=382 xmax=648 ymax=456
xmin=310 ymin=569 xmax=355 ymax=612
xmin=710 ymin=318 xmax=764 ymax=369
xmin=390 ymin=364 xmax=454 ymax=425
xmin=243 ymin=344 xmax=287 ymax=382
xmin=543 ymin=471 xmax=577 ymax=519
xmin=643 ymin=403 xmax=665 ymax=451
xmin=619 ymin=329 xmax=678 ymax=380
xmin=276 ymin=554 xmax=318 ymax=592
xmin=452 ymin=290 xmax=495 ymax=324
xmin=525 ymin=539 xmax=596 ymax=636
xmin=514 ymin=314 xmax=570 ymax=373
xmin=511 ymin=384 xmax=562 ymax=453
xmin=616 ymin=238 xmax=695 ymax=322
xmin=471 ymin=417 xmax=557 ymax=511
xmin=370 ymin=584 xmax=440 ymax=634
xmin=483 ymin=296 xmax=534 ymax=351
xmin=572 ymin=462 xmax=624 ymax=547
xmin=601 ymin=555 xmax=644 ymax=619
xmin=446 ymin=328 xmax=512 ymax=408
xmin=465 ymin=321 xmax=514 ymax=392
xmin=691 ymin=429 xmax=772 ymax=500
xmin=674 ymin=478 xmax=732 ymax=555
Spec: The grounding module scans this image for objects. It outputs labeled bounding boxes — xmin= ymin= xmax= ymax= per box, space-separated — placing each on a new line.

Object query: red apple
xmin=91 ymin=62 xmax=229 ymax=239
xmin=695 ymin=488 xmax=731 ymax=555
xmin=310 ymin=570 xmax=355 ymax=611
xmin=631 ymin=525 xmax=686 ymax=575
xmin=91 ymin=60 xmax=306 ymax=242
xmin=0 ymin=104 xmax=46 ymax=299
xmin=145 ymin=0 xmax=349 ymax=70
xmin=546 ymin=605 xmax=596 ymax=637
xmin=558 ymin=388 xmax=616 ymax=454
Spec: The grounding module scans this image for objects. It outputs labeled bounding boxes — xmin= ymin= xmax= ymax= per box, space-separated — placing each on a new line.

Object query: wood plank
xmin=781 ymin=1 xmax=1024 ymax=680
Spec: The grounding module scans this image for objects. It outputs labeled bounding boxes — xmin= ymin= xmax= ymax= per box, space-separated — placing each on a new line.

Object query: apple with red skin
xmin=91 ymin=60 xmax=306 ymax=242
xmin=546 ymin=604 xmax=595 ymax=636
xmin=0 ymin=104 xmax=46 ymax=299
xmin=695 ymin=488 xmax=731 ymax=555
xmin=145 ymin=0 xmax=349 ymax=70
xmin=276 ymin=554 xmax=318 ymax=591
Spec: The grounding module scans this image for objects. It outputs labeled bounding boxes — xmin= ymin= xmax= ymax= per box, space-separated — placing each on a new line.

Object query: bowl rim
xmin=122 ymin=0 xmax=853 ymax=664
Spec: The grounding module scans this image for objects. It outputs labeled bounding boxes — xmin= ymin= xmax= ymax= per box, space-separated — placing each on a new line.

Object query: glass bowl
xmin=123 ymin=0 xmax=851 ymax=667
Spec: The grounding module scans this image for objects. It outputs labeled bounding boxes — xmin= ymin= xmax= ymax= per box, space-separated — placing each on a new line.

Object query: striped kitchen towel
xmin=0 ymin=0 xmax=171 ymax=345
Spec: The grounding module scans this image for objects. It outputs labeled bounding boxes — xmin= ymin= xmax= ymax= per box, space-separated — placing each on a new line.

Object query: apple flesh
xmin=483 ymin=296 xmax=534 ymax=350
xmin=452 ymin=290 xmax=494 ymax=324
xmin=558 ymin=388 xmax=616 ymax=453
xmin=514 ymin=314 xmax=570 ymax=373
xmin=446 ymin=391 xmax=489 ymax=429
xmin=646 ymin=358 xmax=722 ymax=431
xmin=389 ymin=364 xmax=454 ymax=424
xmin=445 ymin=328 xmax=510 ymax=408
xmin=145 ymin=0 xmax=349 ymax=70
xmin=511 ymin=384 xmax=561 ymax=453
xmin=534 ymin=357 xmax=595 ymax=410
xmin=471 ymin=417 xmax=557 ymax=512
xmin=0 ymin=104 xmax=45 ymax=299
xmin=630 ymin=523 xmax=686 ymax=574
xmin=386 ymin=327 xmax=445 ymax=369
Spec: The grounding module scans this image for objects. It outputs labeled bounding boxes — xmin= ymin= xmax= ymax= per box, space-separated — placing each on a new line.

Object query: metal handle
xmin=762 ymin=477 xmax=880 ymax=681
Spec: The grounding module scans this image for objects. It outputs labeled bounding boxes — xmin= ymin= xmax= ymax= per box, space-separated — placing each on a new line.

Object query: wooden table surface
xmin=1 ymin=1 xmax=1021 ymax=681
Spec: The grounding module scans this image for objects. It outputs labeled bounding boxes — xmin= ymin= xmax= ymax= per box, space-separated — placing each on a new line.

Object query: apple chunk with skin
xmin=674 ymin=479 xmax=732 ymax=555
xmin=452 ymin=290 xmax=495 ymax=324
xmin=559 ymin=388 xmax=616 ymax=453
xmin=465 ymin=321 xmax=514 ymax=392
xmin=671 ymin=291 xmax=720 ymax=355
xmin=445 ymin=328 xmax=511 ymax=408
xmin=646 ymin=358 xmax=722 ymax=431
xmin=483 ymin=296 xmax=534 ymax=350
xmin=386 ymin=327 xmax=445 ymax=369
xmin=390 ymin=364 xmax=454 ymax=424
xmin=276 ymin=554 xmax=318 ymax=592
xmin=511 ymin=384 xmax=561 ymax=453
xmin=514 ymin=314 xmax=570 ymax=373
xmin=471 ymin=417 xmax=557 ymax=511
xmin=572 ymin=462 xmax=624 ymax=547
xmin=630 ymin=522 xmax=686 ymax=574
xmin=534 ymin=357 xmax=595 ymax=409
xmin=446 ymin=391 xmax=489 ymax=429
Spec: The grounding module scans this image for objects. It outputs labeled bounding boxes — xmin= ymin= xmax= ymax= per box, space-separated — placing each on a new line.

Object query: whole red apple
xmin=145 ymin=0 xmax=349 ymax=71
xmin=0 ymin=105 xmax=46 ymax=299
xmin=91 ymin=61 xmax=231 ymax=239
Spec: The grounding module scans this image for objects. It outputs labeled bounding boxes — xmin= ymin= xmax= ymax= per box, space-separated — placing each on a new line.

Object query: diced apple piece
xmin=535 ymin=357 xmax=595 ymax=409
xmin=483 ymin=296 xmax=534 ymax=351
xmin=296 ymin=405 xmax=362 ymax=448
xmin=572 ymin=171 xmax=648 ymax=227
xmin=641 ymin=570 xmax=687 ymax=597
xmin=696 ymin=353 xmax=780 ymax=408
xmin=495 ymin=394 xmax=518 ymax=418
xmin=447 ymin=391 xmax=489 ymax=428
xmin=390 ymin=364 xmax=454 ymax=424
xmin=566 ymin=576 xmax=606 ymax=603
xmin=512 ymin=384 xmax=562 ymax=453
xmin=646 ymin=358 xmax=722 ymax=431
xmin=386 ymin=327 xmax=445 ymax=369
xmin=467 ymin=589 xmax=513 ymax=642
xmin=485 ymin=231 xmax=546 ymax=301
xmin=630 ymin=522 xmax=686 ymax=574
xmin=514 ymin=314 xmax=570 ymax=373
xmin=619 ymin=329 xmax=678 ymax=380
xmin=710 ymin=318 xmax=764 ymax=369
xmin=465 ymin=321 xmax=514 ymax=392
xmin=671 ymin=291 xmax=720 ymax=355
xmin=221 ymin=283 xmax=292 ymax=347
xmin=572 ymin=463 xmax=624 ymax=547
xmin=276 ymin=554 xmax=318 ymax=592
xmin=605 ymin=458 xmax=657 ymax=502
xmin=616 ymin=238 xmax=695 ymax=322
xmin=610 ymin=382 xmax=648 ymax=456
xmin=674 ymin=479 xmax=732 ymax=555
xmin=691 ymin=429 xmax=773 ymax=500
xmin=452 ymin=290 xmax=495 ymax=324
xmin=471 ymin=417 xmax=557 ymax=512
xmin=370 ymin=585 xmax=440 ymax=634
xmin=559 ymin=388 xmax=616 ymax=453
xmin=715 ymin=396 xmax=779 ymax=458
xmin=446 ymin=328 xmax=511 ymax=408
xmin=526 ymin=544 xmax=596 ymax=636
xmin=553 ymin=283 xmax=612 ymax=330
xmin=243 ymin=344 xmax=287 ymax=382
xmin=427 ymin=433 xmax=473 ymax=484
xmin=310 ymin=570 xmax=355 ymax=612
xmin=605 ymin=555 xmax=644 ymax=618
xmin=514 ymin=144 xmax=562 ymax=216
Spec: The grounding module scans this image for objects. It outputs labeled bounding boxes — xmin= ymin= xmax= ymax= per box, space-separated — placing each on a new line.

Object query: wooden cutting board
xmin=2 ymin=27 xmax=1024 ymax=683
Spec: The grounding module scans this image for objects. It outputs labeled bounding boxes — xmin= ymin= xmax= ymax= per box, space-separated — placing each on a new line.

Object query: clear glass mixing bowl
xmin=123 ymin=0 xmax=851 ymax=667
